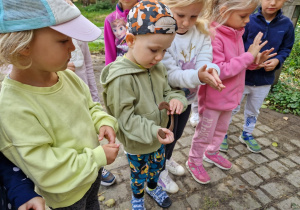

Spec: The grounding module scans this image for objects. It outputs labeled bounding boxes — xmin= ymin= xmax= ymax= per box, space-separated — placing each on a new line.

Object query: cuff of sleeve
xmin=206 ymin=63 xmax=220 ymax=75
xmin=14 ymin=190 xmax=41 ymax=208
xmin=151 ymin=125 xmax=160 ymax=141
xmin=192 ymin=71 xmax=206 ymax=85
xmin=96 ymin=117 xmax=119 ymax=134
xmin=92 ymin=146 xmax=107 ymax=168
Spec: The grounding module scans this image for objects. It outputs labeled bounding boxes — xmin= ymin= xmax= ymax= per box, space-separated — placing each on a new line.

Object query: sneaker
xmin=166 ymin=158 xmax=185 ymax=176
xmin=219 ymin=134 xmax=229 ymax=152
xmin=146 ymin=186 xmax=172 ymax=208
xmin=185 ymin=160 xmax=210 ymax=184
xmin=203 ymin=151 xmax=232 ymax=170
xmin=189 ymin=112 xmax=199 ymax=127
xmin=158 ymin=170 xmax=179 ymax=193
xmin=239 ymin=131 xmax=261 ymax=153
xmin=131 ymin=195 xmax=146 ymax=210
xmin=101 ymin=168 xmax=116 ymax=186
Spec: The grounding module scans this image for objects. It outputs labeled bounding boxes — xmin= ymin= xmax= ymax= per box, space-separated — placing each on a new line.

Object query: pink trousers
xmin=188 ymin=108 xmax=231 ymax=165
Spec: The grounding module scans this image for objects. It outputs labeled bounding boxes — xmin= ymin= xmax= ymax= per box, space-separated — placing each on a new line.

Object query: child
xmin=104 ymin=0 xmax=139 ymax=65
xmin=101 ymin=0 xmax=188 ymax=208
xmin=221 ymin=0 xmax=295 ymax=153
xmin=0 ymin=153 xmax=45 ymax=210
xmin=186 ymin=0 xmax=275 ymax=184
xmin=0 ymin=0 xmax=119 ymax=209
xmin=159 ymin=0 xmax=224 ymax=193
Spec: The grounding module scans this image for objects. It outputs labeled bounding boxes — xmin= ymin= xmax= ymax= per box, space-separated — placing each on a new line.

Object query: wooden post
xmin=273 ymin=0 xmax=300 ymax=85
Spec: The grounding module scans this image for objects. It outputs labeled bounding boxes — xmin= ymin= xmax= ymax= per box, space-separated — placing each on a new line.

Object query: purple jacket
xmin=198 ymin=22 xmax=257 ymax=112
xmin=104 ymin=4 xmax=129 ymax=65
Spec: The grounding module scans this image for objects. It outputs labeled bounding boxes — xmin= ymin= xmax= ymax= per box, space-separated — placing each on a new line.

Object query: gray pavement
xmin=91 ymin=58 xmax=300 ymax=210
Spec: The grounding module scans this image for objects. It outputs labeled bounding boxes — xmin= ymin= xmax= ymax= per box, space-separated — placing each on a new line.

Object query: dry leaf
xmin=98 ymin=196 xmax=105 ymax=201
xmin=272 ymin=142 xmax=278 ymax=147
xmin=283 ymin=117 xmax=288 ymax=121
xmin=104 ymin=199 xmax=116 ymax=207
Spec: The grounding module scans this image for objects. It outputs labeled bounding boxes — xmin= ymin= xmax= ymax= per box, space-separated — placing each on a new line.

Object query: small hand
xmin=255 ymin=48 xmax=277 ymax=65
xmin=263 ymin=58 xmax=280 ymax=71
xmin=169 ymin=99 xmax=184 ymax=115
xmin=18 ymin=197 xmax=45 ymax=210
xmin=247 ymin=32 xmax=268 ymax=58
xmin=67 ymin=62 xmax=76 ymax=72
xmin=102 ymin=144 xmax=120 ymax=164
xmin=207 ymin=68 xmax=225 ymax=91
xmin=99 ymin=125 xmax=116 ymax=144
xmin=157 ymin=128 xmax=174 ymax=145
xmin=198 ymin=65 xmax=221 ymax=90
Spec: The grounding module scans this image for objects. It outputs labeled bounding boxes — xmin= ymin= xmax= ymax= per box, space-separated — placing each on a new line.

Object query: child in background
xmin=187 ymin=0 xmax=275 ymax=184
xmin=104 ymin=0 xmax=138 ymax=65
xmin=221 ymin=0 xmax=295 ymax=153
xmin=0 ymin=0 xmax=119 ymax=209
xmin=159 ymin=0 xmax=224 ymax=193
xmin=0 ymin=153 xmax=45 ymax=210
xmin=101 ymin=0 xmax=188 ymax=208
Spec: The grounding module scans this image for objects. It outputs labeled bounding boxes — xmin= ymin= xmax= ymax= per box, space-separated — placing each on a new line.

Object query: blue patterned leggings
xmin=126 ymin=145 xmax=165 ymax=197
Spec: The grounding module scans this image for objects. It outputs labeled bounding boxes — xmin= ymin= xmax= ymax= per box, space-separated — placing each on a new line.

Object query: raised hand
xmin=169 ymin=99 xmax=184 ymax=115
xmin=157 ymin=128 xmax=174 ymax=145
xmin=255 ymin=48 xmax=277 ymax=65
xmin=247 ymin=32 xmax=268 ymax=58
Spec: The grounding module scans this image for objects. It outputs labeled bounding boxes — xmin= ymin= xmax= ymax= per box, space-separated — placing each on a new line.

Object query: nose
xmin=270 ymin=0 xmax=275 ymax=5
xmin=155 ymin=52 xmax=164 ymax=61
xmin=69 ymin=39 xmax=76 ymax=52
xmin=182 ymin=18 xmax=189 ymax=27
xmin=245 ymin=16 xmax=250 ymax=24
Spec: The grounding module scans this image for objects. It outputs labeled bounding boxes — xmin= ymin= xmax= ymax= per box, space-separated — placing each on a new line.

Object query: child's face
xmin=261 ymin=0 xmax=286 ymax=19
xmin=29 ymin=28 xmax=75 ymax=72
xmin=126 ymin=33 xmax=175 ymax=69
xmin=112 ymin=22 xmax=126 ymax=40
xmin=170 ymin=3 xmax=203 ymax=34
xmin=119 ymin=0 xmax=138 ymax=10
xmin=224 ymin=4 xmax=257 ymax=30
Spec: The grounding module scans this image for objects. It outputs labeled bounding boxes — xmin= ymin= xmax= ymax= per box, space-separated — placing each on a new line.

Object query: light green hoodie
xmin=101 ymin=57 xmax=187 ymax=154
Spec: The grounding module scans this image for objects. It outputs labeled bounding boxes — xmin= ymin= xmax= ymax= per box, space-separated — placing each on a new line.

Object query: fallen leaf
xmin=104 ymin=199 xmax=116 ymax=207
xmin=98 ymin=196 xmax=105 ymax=201
xmin=283 ymin=117 xmax=288 ymax=121
xmin=261 ymin=104 xmax=268 ymax=108
xmin=272 ymin=142 xmax=278 ymax=147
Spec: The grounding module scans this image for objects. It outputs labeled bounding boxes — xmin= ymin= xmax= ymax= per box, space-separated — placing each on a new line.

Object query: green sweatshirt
xmin=101 ymin=57 xmax=187 ymax=155
xmin=0 ymin=70 xmax=118 ymax=208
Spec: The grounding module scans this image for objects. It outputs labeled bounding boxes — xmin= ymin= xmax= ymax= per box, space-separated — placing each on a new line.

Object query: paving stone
xmin=227 ymin=177 xmax=248 ymax=191
xmin=203 ymin=160 xmax=214 ymax=168
xmin=279 ymin=158 xmax=298 ymax=168
xmin=257 ymin=137 xmax=272 ymax=147
xmin=176 ymin=180 xmax=188 ymax=195
xmin=265 ymin=207 xmax=276 ymax=210
xmin=261 ymin=182 xmax=294 ymax=199
xmin=277 ymin=196 xmax=300 ymax=210
xmin=105 ymin=155 xmax=129 ymax=170
xmin=186 ymin=194 xmax=201 ymax=210
xmin=254 ymin=166 xmax=275 ymax=180
xmin=99 ymin=182 xmax=130 ymax=201
xmin=247 ymin=153 xmax=268 ymax=164
xmin=256 ymin=120 xmax=262 ymax=126
xmin=234 ymin=145 xmax=249 ymax=154
xmin=241 ymin=171 xmax=263 ymax=186
xmin=209 ymin=167 xmax=227 ymax=183
xmin=236 ymin=122 xmax=244 ymax=129
xmin=179 ymin=136 xmax=192 ymax=147
xmin=257 ymin=125 xmax=274 ymax=133
xmin=229 ymin=135 xmax=240 ymax=143
xmin=183 ymin=176 xmax=201 ymax=192
xmin=183 ymin=126 xmax=194 ymax=136
xmin=216 ymin=183 xmax=232 ymax=195
xmin=169 ymin=200 xmax=187 ymax=210
xmin=229 ymin=193 xmax=261 ymax=210
xmin=235 ymin=157 xmax=254 ymax=169
xmin=119 ymin=168 xmax=130 ymax=182
xmin=290 ymin=139 xmax=300 ymax=148
xmin=261 ymin=148 xmax=279 ymax=160
xmin=235 ymin=114 xmax=244 ymax=120
xmin=115 ymin=200 xmax=131 ymax=210
xmin=171 ymin=150 xmax=186 ymax=166
xmin=288 ymin=154 xmax=300 ymax=165
xmin=283 ymin=143 xmax=296 ymax=152
xmin=232 ymin=115 xmax=240 ymax=122
xmin=254 ymin=189 xmax=271 ymax=205
xmin=228 ymin=125 xmax=240 ymax=133
xmin=227 ymin=149 xmax=239 ymax=158
xmin=286 ymin=170 xmax=300 ymax=188
xmin=228 ymin=164 xmax=242 ymax=175
xmin=181 ymin=147 xmax=190 ymax=156
xmin=252 ymin=129 xmax=264 ymax=137
xmin=268 ymin=161 xmax=289 ymax=174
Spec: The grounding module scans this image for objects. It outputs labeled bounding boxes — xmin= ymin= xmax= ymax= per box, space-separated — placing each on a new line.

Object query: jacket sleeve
xmin=0 ymin=153 xmax=41 ymax=209
xmin=106 ymin=75 xmax=161 ymax=144
xmin=104 ymin=18 xmax=117 ymax=65
xmin=81 ymin=42 xmax=100 ymax=102
xmin=212 ymin=37 xmax=255 ymax=80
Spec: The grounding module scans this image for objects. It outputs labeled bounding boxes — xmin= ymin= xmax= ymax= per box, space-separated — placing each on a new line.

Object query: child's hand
xmin=263 ymin=58 xmax=280 ymax=71
xmin=67 ymin=62 xmax=75 ymax=72
xmin=157 ymin=128 xmax=174 ymax=145
xmin=169 ymin=99 xmax=183 ymax=115
xmin=99 ymin=125 xmax=116 ymax=144
xmin=254 ymin=48 xmax=277 ymax=65
xmin=198 ymin=65 xmax=223 ymax=91
xmin=18 ymin=197 xmax=45 ymax=210
xmin=102 ymin=144 xmax=120 ymax=164
xmin=247 ymin=32 xmax=268 ymax=58
xmin=206 ymin=68 xmax=226 ymax=91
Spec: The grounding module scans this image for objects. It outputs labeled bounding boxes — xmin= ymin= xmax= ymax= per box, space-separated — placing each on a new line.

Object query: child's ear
xmin=126 ymin=33 xmax=136 ymax=48
xmin=219 ymin=6 xmax=227 ymax=18
xmin=19 ymin=46 xmax=31 ymax=56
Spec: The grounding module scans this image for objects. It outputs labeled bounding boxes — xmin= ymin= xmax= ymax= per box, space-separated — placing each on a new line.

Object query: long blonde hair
xmin=0 ymin=30 xmax=34 ymax=70
xmin=161 ymin=0 xmax=210 ymax=35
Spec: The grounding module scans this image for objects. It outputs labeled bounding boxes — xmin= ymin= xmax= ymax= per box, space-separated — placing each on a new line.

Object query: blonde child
xmin=221 ymin=0 xmax=295 ymax=153
xmin=0 ymin=0 xmax=119 ymax=209
xmin=159 ymin=0 xmax=224 ymax=193
xmin=186 ymin=0 xmax=275 ymax=184
xmin=101 ymin=0 xmax=188 ymax=208
xmin=104 ymin=0 xmax=139 ymax=65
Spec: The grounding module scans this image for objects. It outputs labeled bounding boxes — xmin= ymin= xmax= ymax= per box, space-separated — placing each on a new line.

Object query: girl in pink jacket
xmin=186 ymin=0 xmax=275 ymax=184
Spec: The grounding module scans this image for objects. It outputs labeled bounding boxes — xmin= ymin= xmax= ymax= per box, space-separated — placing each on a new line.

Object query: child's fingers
xmin=268 ymin=53 xmax=277 ymax=59
xmin=258 ymin=40 xmax=268 ymax=49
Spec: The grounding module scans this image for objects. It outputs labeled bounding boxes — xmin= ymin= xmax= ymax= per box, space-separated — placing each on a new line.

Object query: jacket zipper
xmin=148 ymin=70 xmax=162 ymax=124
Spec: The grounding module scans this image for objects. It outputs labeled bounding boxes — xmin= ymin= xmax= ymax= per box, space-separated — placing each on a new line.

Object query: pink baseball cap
xmin=0 ymin=0 xmax=101 ymax=42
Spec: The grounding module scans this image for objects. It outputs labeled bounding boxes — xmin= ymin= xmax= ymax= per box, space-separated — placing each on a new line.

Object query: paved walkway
xmin=92 ymin=60 xmax=300 ymax=210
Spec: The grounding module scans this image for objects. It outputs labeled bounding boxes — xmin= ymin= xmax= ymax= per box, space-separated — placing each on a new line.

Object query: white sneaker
xmin=158 ymin=170 xmax=179 ymax=194
xmin=166 ymin=158 xmax=185 ymax=176
xmin=189 ymin=112 xmax=199 ymax=127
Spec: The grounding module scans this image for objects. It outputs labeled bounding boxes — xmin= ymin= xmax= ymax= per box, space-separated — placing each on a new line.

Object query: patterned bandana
xmin=127 ymin=0 xmax=177 ymax=35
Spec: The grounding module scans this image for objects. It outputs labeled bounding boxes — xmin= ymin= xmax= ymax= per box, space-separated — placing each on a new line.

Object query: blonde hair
xmin=161 ymin=0 xmax=210 ymax=35
xmin=0 ymin=30 xmax=34 ymax=70
xmin=206 ymin=0 xmax=260 ymax=25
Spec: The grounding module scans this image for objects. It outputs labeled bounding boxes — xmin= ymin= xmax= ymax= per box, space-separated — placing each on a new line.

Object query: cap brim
xmin=50 ymin=15 xmax=101 ymax=42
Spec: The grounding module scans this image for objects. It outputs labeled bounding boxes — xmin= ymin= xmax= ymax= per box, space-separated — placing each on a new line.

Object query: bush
xmin=84 ymin=0 xmax=115 ymax=11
